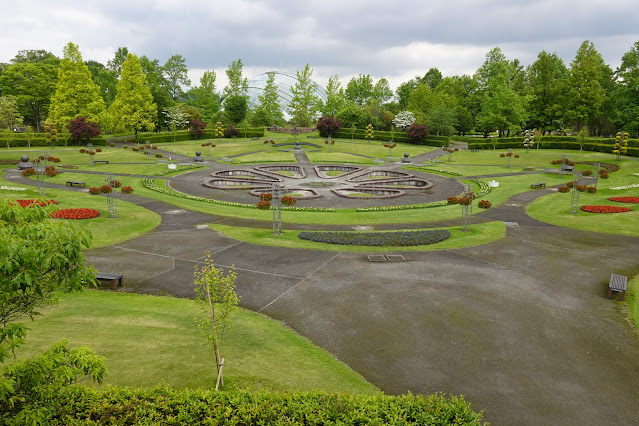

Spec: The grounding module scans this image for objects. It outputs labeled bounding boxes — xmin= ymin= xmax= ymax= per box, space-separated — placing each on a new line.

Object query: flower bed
xmin=0 ymin=186 xmax=26 ymax=191
xmin=355 ymin=201 xmax=448 ymax=212
xmin=50 ymin=208 xmax=99 ymax=220
xmin=298 ymin=229 xmax=451 ymax=247
xmin=580 ymin=205 xmax=632 ymax=214
xmin=610 ymin=183 xmax=639 ymax=190
xmin=14 ymin=199 xmax=58 ymax=207
xmin=609 ymin=197 xmax=639 ymax=203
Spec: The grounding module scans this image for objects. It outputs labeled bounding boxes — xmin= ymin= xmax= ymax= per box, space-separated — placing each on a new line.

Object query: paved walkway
xmin=5 ymin=161 xmax=639 ymax=424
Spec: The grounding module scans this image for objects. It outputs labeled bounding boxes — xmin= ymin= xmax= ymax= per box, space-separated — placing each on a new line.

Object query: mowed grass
xmin=14 ymin=290 xmax=379 ymax=394
xmin=0 ymin=169 xmax=160 ymax=248
xmin=627 ymin=274 xmax=639 ymax=332
xmin=209 ymin=221 xmax=506 ymax=252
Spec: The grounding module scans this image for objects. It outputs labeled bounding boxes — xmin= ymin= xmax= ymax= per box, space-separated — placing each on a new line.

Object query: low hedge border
xmin=142 ymin=179 xmax=335 ymax=212
xmin=298 ymin=229 xmax=452 ymax=246
xmin=404 ymin=165 xmax=463 ymax=176
xmin=155 ymin=165 xmax=204 ymax=176
xmin=17 ymin=386 xmax=483 ymax=425
xmin=356 ymin=200 xmax=448 ymax=212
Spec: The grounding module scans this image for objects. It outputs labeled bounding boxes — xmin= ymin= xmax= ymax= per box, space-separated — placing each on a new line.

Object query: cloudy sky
xmin=2 ymin=0 xmax=638 ymax=91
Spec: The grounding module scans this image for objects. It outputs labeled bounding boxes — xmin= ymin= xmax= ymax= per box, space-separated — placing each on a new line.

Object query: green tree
xmin=0 ymin=95 xmax=22 ymax=130
xmin=615 ymin=41 xmax=639 ymax=135
xmin=288 ymin=64 xmax=318 ymax=127
xmin=318 ymin=75 xmax=345 ymax=116
xmin=345 ymin=74 xmax=374 ymax=106
xmin=337 ymin=103 xmax=367 ymax=129
xmin=107 ymin=46 xmax=129 ymax=78
xmin=427 ymin=103 xmax=457 ymax=136
xmin=0 ymin=62 xmax=57 ymax=131
xmin=372 ymin=78 xmax=393 ymax=104
xmin=163 ymin=104 xmax=189 ymax=139
xmin=194 ymin=252 xmax=239 ymax=390
xmin=86 ymin=60 xmax=117 ymax=106
xmin=140 ymin=56 xmax=172 ymax=128
xmin=47 ymin=42 xmax=106 ymax=127
xmin=395 ymin=77 xmax=421 ymax=110
xmin=423 ymin=67 xmax=443 ymax=89
xmin=564 ymin=41 xmax=607 ymax=133
xmin=223 ymin=59 xmax=248 ymax=98
xmin=256 ymin=72 xmax=283 ymax=125
xmin=223 ymin=96 xmax=248 ymax=126
xmin=454 ymin=106 xmax=473 ymax=135
xmin=11 ymin=49 xmax=59 ymax=67
xmin=187 ymin=70 xmax=221 ymax=123
xmin=0 ymin=200 xmax=105 ymax=422
xmin=108 ymin=53 xmax=157 ymax=133
xmin=163 ymin=54 xmax=191 ymax=100
xmin=526 ymin=51 xmax=569 ymax=132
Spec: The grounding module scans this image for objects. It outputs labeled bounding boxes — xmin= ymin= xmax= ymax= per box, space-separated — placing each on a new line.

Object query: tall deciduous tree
xmin=256 ymin=72 xmax=283 ymax=126
xmin=0 ymin=62 xmax=57 ymax=131
xmin=345 ymin=74 xmax=374 ymax=106
xmin=187 ymin=70 xmax=221 ymax=123
xmin=47 ymin=42 xmax=106 ymax=127
xmin=108 ymin=53 xmax=157 ymax=133
xmin=526 ymin=51 xmax=568 ymax=132
xmin=0 ymin=96 xmax=22 ymax=130
xmin=372 ymin=78 xmax=393 ymax=104
xmin=223 ymin=59 xmax=248 ymax=98
xmin=107 ymin=46 xmax=129 ymax=78
xmin=615 ymin=41 xmax=639 ymax=135
xmin=288 ymin=64 xmax=318 ymax=127
xmin=318 ymin=75 xmax=345 ymax=116
xmin=564 ymin=41 xmax=608 ymax=133
xmin=423 ymin=67 xmax=443 ymax=89
xmin=163 ymin=54 xmax=191 ymax=100
xmin=140 ymin=56 xmax=172 ymax=127
xmin=223 ymin=95 xmax=248 ymax=125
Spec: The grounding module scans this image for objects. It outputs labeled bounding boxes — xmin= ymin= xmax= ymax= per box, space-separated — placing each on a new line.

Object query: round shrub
xmin=478 ymin=200 xmax=492 ymax=209
xmin=259 ymin=193 xmax=272 ymax=202
xmin=100 ymin=185 xmax=113 ymax=194
xmin=79 ymin=148 xmax=86 ymax=153
xmin=109 ymin=180 xmax=122 ymax=188
xmin=121 ymin=186 xmax=134 ymax=194
xmin=281 ymin=196 xmax=297 ymax=206
xmin=599 ymin=169 xmax=609 ymax=179
xmin=256 ymin=200 xmax=271 ymax=210
xmin=514 ymin=154 xmax=520 ymax=158
xmin=582 ymin=169 xmax=592 ymax=176
xmin=96 ymin=148 xmax=102 ymax=152
xmin=499 ymin=153 xmax=505 ymax=158
xmin=21 ymin=168 xmax=35 ymax=177
xmin=88 ymin=187 xmax=102 ymax=195
xmin=586 ymin=186 xmax=597 ymax=194
xmin=558 ymin=186 xmax=570 ymax=193
xmin=156 ymin=153 xmax=163 ymax=158
xmin=123 ymin=145 xmax=128 ymax=149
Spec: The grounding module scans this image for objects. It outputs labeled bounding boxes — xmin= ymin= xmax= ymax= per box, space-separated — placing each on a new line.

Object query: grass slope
xmin=15 ymin=290 xmax=379 ymax=394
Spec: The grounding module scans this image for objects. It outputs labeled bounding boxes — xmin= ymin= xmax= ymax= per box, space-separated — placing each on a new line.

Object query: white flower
xmin=0 ymin=186 xmax=26 ymax=191
xmin=610 ymin=183 xmax=639 ymax=190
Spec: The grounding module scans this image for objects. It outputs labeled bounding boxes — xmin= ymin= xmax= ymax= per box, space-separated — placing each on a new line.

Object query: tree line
xmin=1 ymin=39 xmax=638 ymax=138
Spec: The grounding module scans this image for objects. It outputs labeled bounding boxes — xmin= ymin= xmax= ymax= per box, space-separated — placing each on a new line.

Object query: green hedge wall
xmin=131 ymin=128 xmax=265 ymax=144
xmin=23 ymin=387 xmax=483 ymax=425
xmin=327 ymin=129 xmax=450 ymax=146
xmin=465 ymin=138 xmax=639 ymax=157
xmin=457 ymin=135 xmax=639 ymax=148
xmin=0 ymin=134 xmax=107 ymax=147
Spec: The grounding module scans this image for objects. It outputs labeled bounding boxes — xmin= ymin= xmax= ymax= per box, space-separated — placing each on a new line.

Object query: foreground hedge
xmin=0 ymin=134 xmax=107 ymax=147
xmin=19 ymin=386 xmax=484 ymax=425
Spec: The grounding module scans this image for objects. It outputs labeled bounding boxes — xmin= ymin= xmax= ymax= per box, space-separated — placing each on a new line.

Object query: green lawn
xmin=627 ymin=274 xmax=639 ymax=333
xmin=209 ymin=221 xmax=506 ymax=252
xmin=14 ymin=290 xmax=379 ymax=394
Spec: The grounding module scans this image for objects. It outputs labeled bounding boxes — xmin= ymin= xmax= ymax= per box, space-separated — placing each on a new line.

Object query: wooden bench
xmin=530 ymin=182 xmax=545 ymax=189
xmin=470 ymin=149 xmax=480 ymax=152
xmin=560 ymin=164 xmax=574 ymax=172
xmin=608 ymin=274 xmax=628 ymax=301
xmin=66 ymin=181 xmax=86 ymax=187
xmin=95 ymin=273 xmax=124 ymax=291
xmin=251 ymin=137 xmax=259 ymax=140
xmin=92 ymin=160 xmax=109 ymax=165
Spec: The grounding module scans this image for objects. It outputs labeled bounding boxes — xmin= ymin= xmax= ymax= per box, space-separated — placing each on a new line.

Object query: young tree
xmin=187 ymin=70 xmax=221 ymax=123
xmin=140 ymin=56 xmax=172 ymax=128
xmin=194 ymin=252 xmax=239 ymax=390
xmin=256 ymin=72 xmax=283 ymax=126
xmin=47 ymin=42 xmax=106 ymax=127
xmin=163 ymin=105 xmax=189 ymax=140
xmin=108 ymin=53 xmax=157 ymax=134
xmin=67 ymin=116 xmax=101 ymax=145
xmin=0 ymin=200 xmax=105 ymax=421
xmin=163 ymin=54 xmax=191 ymax=100
xmin=316 ymin=115 xmax=342 ymax=139
xmin=223 ymin=95 xmax=248 ymax=126
xmin=288 ymin=64 xmax=318 ymax=127
xmin=392 ymin=110 xmax=415 ymax=131
xmin=615 ymin=41 xmax=639 ymax=135
xmin=223 ymin=59 xmax=248 ymax=98
xmin=107 ymin=46 xmax=129 ymax=78
xmin=345 ymin=74 xmax=374 ymax=106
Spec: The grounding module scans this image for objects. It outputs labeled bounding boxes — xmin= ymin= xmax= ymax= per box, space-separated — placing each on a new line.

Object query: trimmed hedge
xmin=131 ymin=128 xmax=265 ymax=144
xmin=298 ymin=229 xmax=451 ymax=246
xmin=0 ymin=134 xmax=107 ymax=147
xmin=23 ymin=386 xmax=484 ymax=425
xmin=328 ymin=129 xmax=450 ymax=146
xmin=465 ymin=139 xmax=639 ymax=157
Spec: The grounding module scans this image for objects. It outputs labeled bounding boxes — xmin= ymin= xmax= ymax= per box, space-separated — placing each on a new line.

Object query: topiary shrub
xmin=558 ymin=186 xmax=570 ymax=193
xmin=281 ymin=195 xmax=297 ymax=206
xmin=256 ymin=200 xmax=271 ymax=210
xmin=121 ymin=186 xmax=134 ymax=194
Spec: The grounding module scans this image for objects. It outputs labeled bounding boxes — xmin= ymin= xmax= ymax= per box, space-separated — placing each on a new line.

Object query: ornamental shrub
xmin=514 ymin=154 xmax=520 ymax=158
xmin=156 ymin=153 xmax=163 ymax=158
xmin=96 ymin=148 xmax=102 ymax=152
xmin=281 ymin=195 xmax=297 ymax=206
xmin=566 ymin=181 xmax=574 ymax=188
xmin=586 ymin=186 xmax=597 ymax=194
xmin=582 ymin=169 xmax=592 ymax=176
xmin=256 ymin=200 xmax=271 ymax=210
xmin=88 ymin=187 xmax=101 ymax=195
xmin=599 ymin=169 xmax=609 ymax=179
xmin=478 ymin=200 xmax=492 ymax=209
xmin=109 ymin=180 xmax=121 ymax=188
xmin=506 ymin=152 xmax=513 ymax=157
xmin=100 ymin=185 xmax=112 ymax=194
xmin=88 ymin=151 xmax=96 ymax=155
xmin=121 ymin=186 xmax=134 ymax=194
xmin=259 ymin=193 xmax=272 ymax=202
xmin=22 ymin=168 xmax=35 ymax=177
xmin=79 ymin=148 xmax=86 ymax=153
xmin=558 ymin=186 xmax=570 ymax=193
xmin=44 ymin=166 xmax=57 ymax=177
xmin=575 ymin=185 xmax=588 ymax=192
xmin=123 ymin=145 xmax=128 ymax=149
xmin=500 ymin=153 xmax=505 ymax=158
xmin=407 ymin=123 xmax=429 ymax=144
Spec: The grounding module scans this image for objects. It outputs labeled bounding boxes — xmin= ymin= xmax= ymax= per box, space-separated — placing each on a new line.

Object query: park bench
xmin=470 ymin=149 xmax=480 ymax=152
xmin=93 ymin=160 xmax=109 ymax=165
xmin=560 ymin=164 xmax=574 ymax=172
xmin=66 ymin=180 xmax=86 ymax=187
xmin=251 ymin=136 xmax=259 ymax=140
xmin=95 ymin=272 xmax=124 ymax=291
xmin=607 ymin=274 xmax=627 ymax=301
xmin=530 ymin=182 xmax=545 ymax=189
xmin=306 ymin=135 xmax=316 ymax=139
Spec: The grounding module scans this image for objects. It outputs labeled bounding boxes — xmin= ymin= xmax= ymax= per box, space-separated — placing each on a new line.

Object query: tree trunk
xmin=205 ymin=278 xmax=222 ymax=383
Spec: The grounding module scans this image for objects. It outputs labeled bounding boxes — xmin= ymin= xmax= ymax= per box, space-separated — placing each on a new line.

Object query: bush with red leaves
xmin=281 ymin=196 xmax=297 ymax=206
xmin=599 ymin=169 xmax=609 ymax=179
xmin=259 ymin=193 xmax=272 ymax=202
xmin=558 ymin=186 xmax=570 ymax=193
xmin=88 ymin=187 xmax=102 ymax=195
xmin=100 ymin=185 xmax=112 ymax=194
xmin=582 ymin=170 xmax=592 ymax=176
xmin=96 ymin=148 xmax=102 ymax=152
xmin=499 ymin=153 xmax=505 ymax=158
xmin=50 ymin=208 xmax=99 ymax=220
xmin=609 ymin=197 xmax=639 ymax=203
xmin=256 ymin=200 xmax=271 ymax=210
xmin=478 ymin=200 xmax=492 ymax=209
xmin=581 ymin=205 xmax=631 ymax=214
xmin=22 ymin=168 xmax=35 ymax=177
xmin=109 ymin=180 xmax=122 ymax=188
xmin=121 ymin=186 xmax=134 ymax=194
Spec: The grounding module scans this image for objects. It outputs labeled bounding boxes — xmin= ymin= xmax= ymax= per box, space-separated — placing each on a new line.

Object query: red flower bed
xmin=14 ymin=199 xmax=58 ymax=207
xmin=609 ymin=197 xmax=639 ymax=203
xmin=50 ymin=208 xmax=99 ymax=220
xmin=581 ymin=205 xmax=631 ymax=214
